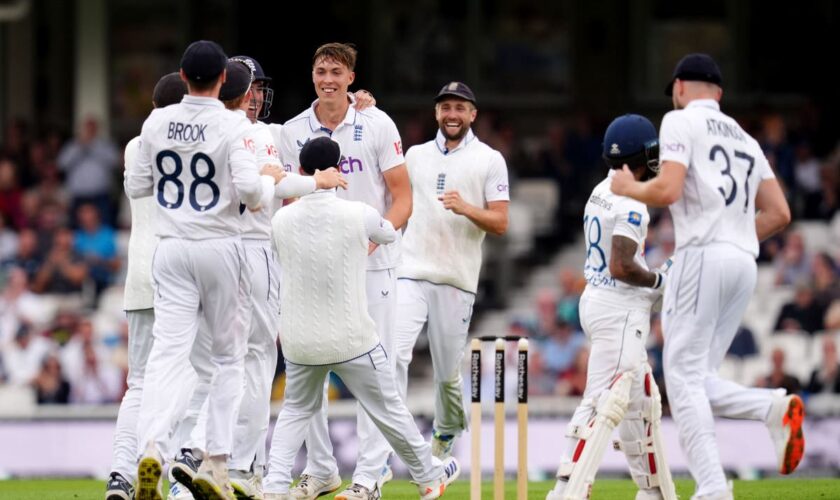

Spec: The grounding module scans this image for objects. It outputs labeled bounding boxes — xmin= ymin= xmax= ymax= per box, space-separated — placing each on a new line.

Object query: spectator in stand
xmin=760 ymin=113 xmax=795 ymax=191
xmin=74 ymin=203 xmax=119 ymax=295
xmin=774 ymin=283 xmax=825 ymax=334
xmin=556 ymin=267 xmax=582 ymax=328
xmin=0 ymin=157 xmax=25 ymax=230
xmin=540 ymin=319 xmax=586 ymax=377
xmin=812 ymin=252 xmax=840 ymax=306
xmin=756 ymin=348 xmax=802 ymax=395
xmin=0 ymin=212 xmax=18 ymax=261
xmin=0 ymin=267 xmax=47 ymax=347
xmin=774 ymin=231 xmax=811 ymax=285
xmin=30 ymin=227 xmax=88 ymax=295
xmin=27 ymin=143 xmax=69 ymax=212
xmin=556 ymin=346 xmax=589 ymax=396
xmin=2 ymin=323 xmax=54 ymax=386
xmin=57 ymin=116 xmax=119 ymax=226
xmin=1 ymin=228 xmax=40 ymax=279
xmin=34 ymin=202 xmax=66 ymax=256
xmin=533 ymin=288 xmax=559 ymax=340
xmin=825 ymin=299 xmax=840 ymax=331
xmin=806 ymin=337 xmax=840 ymax=394
xmin=793 ymin=141 xmax=824 ymax=219
xmin=33 ymin=354 xmax=71 ymax=404
xmin=0 ymin=118 xmax=35 ymax=188
xmin=69 ymin=341 xmax=123 ymax=404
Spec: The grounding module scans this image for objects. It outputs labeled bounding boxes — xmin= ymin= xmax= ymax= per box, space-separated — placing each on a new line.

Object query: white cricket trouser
xmin=137 ymin=237 xmax=250 ymax=458
xmin=560 ymin=292 xmax=652 ymax=483
xmin=111 ymin=309 xmax=155 ymax=482
xmin=393 ymin=279 xmax=475 ymax=436
xmin=663 ymin=243 xmax=776 ymax=498
xmin=174 ymin=241 xmax=279 ymax=471
xmin=265 ymin=345 xmax=443 ymax=494
xmin=302 ymin=269 xmax=396 ymax=489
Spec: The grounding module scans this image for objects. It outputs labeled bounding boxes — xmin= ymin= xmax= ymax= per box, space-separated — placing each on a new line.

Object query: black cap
xmin=219 ymin=60 xmax=254 ymax=101
xmin=434 ymin=81 xmax=476 ymax=104
xmin=300 ymin=137 xmax=341 ymax=175
xmin=152 ymin=73 xmax=187 ymax=108
xmin=665 ymin=53 xmax=722 ymax=96
xmin=180 ymin=40 xmax=228 ymax=82
xmin=231 ymin=55 xmax=271 ymax=82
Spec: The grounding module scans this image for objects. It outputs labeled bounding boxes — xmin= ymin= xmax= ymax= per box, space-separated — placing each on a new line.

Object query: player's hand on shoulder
xmin=440 ymin=190 xmax=468 ymax=215
xmin=314 ymin=167 xmax=348 ymax=190
xmin=261 ymin=164 xmax=287 ymax=184
xmin=610 ymin=164 xmax=635 ymax=196
xmin=353 ymin=89 xmax=376 ymax=110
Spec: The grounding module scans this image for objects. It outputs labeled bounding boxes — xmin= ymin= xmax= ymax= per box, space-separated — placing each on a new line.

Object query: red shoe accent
xmin=780 ymin=395 xmax=805 ymax=475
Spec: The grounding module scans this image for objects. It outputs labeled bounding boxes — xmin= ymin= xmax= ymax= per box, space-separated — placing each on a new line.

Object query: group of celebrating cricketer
xmin=105 ymin=37 xmax=805 ymax=500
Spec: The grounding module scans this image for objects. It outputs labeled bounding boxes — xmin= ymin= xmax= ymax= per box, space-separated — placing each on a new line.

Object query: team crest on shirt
xmin=628 ymin=211 xmax=642 ymax=226
xmin=354 ymin=125 xmax=363 ymax=141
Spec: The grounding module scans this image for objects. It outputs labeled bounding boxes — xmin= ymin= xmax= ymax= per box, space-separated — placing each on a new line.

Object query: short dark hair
xmin=312 ymin=43 xmax=357 ymax=71
xmin=299 ymin=137 xmax=341 ymax=175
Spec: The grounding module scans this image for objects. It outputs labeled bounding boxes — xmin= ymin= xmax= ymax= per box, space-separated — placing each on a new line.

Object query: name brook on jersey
xmin=168 ymin=121 xmax=207 ymax=143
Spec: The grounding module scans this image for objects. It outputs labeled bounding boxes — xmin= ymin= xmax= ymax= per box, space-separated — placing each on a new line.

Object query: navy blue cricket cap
xmin=232 ymin=55 xmax=271 ymax=82
xmin=219 ymin=59 xmax=254 ymax=101
xmin=665 ymin=53 xmax=722 ymax=96
xmin=152 ymin=72 xmax=187 ymax=108
xmin=180 ymin=40 xmax=228 ymax=82
xmin=300 ymin=137 xmax=342 ymax=175
xmin=435 ymin=81 xmax=476 ymax=105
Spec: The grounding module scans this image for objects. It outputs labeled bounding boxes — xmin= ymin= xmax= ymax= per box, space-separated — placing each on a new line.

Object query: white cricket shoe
xmin=635 ymin=488 xmax=664 ymax=500
xmin=193 ymin=456 xmax=236 ymax=500
xmin=264 ymin=494 xmax=291 ymax=500
xmin=230 ymin=469 xmax=263 ymax=499
xmin=766 ymin=393 xmax=806 ymax=475
xmin=333 ymin=483 xmax=375 ymax=500
xmin=167 ymin=481 xmax=195 ymax=500
xmin=414 ymin=457 xmax=460 ymax=500
xmin=289 ymin=473 xmax=341 ymax=499
xmin=137 ymin=441 xmax=164 ymax=500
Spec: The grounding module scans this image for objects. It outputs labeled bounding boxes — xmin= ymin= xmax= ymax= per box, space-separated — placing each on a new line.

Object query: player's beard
xmin=439 ymin=120 xmax=469 ymax=142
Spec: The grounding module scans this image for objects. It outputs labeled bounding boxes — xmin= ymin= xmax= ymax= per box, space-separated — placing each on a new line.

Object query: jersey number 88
xmin=156 ymin=149 xmax=220 ymax=212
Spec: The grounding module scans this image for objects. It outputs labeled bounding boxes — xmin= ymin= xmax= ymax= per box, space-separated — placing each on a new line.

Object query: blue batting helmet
xmin=602 ymin=114 xmax=659 ymax=172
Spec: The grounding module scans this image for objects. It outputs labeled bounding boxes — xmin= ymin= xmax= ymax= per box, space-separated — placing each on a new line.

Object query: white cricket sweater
xmin=272 ymin=190 xmax=394 ymax=365
xmin=399 ymin=131 xmax=509 ymax=293
xmin=123 ymin=136 xmax=156 ymax=310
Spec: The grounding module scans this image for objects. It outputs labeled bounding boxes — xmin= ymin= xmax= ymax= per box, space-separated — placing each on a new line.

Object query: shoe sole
xmin=105 ymin=490 xmax=131 ymax=500
xmin=192 ymin=475 xmax=233 ymax=500
xmin=137 ymin=456 xmax=163 ymax=500
xmin=171 ymin=463 xmax=207 ymax=500
xmin=780 ymin=395 xmax=805 ymax=475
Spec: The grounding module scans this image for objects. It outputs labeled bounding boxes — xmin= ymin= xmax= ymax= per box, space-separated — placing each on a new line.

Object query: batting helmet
xmin=602 ymin=114 xmax=659 ymax=173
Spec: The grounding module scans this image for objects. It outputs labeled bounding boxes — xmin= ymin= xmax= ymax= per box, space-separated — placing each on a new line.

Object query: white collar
xmin=307 ymin=97 xmax=357 ymax=133
xmin=435 ymin=128 xmax=476 ymax=155
xmin=685 ymin=99 xmax=720 ymax=111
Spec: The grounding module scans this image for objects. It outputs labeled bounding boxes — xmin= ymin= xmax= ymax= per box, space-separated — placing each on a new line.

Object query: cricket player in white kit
xmin=106 ymin=73 xmax=187 ymax=500
xmin=263 ymin=137 xmax=459 ymax=500
xmin=165 ymin=57 xmax=348 ymax=500
xmin=392 ymin=82 xmax=509 ymax=457
xmin=546 ymin=114 xmax=675 ymax=500
xmin=273 ymin=43 xmax=412 ymax=500
xmin=125 ymin=40 xmax=286 ymax=500
xmin=612 ymin=53 xmax=802 ymax=500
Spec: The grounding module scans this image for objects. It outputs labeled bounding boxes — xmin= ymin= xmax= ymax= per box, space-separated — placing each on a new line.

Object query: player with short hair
xmin=263 ymin=137 xmax=459 ymax=500
xmin=272 ymin=42 xmax=412 ymax=500
xmin=546 ymin=114 xmax=676 ymax=500
xmin=392 ymin=82 xmax=509 ymax=459
xmin=105 ymin=72 xmax=187 ymax=500
xmin=611 ymin=53 xmax=801 ymax=500
xmin=125 ymin=40 xmax=285 ymax=500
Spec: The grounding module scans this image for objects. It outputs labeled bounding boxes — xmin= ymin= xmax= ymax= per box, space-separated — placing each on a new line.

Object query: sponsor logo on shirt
xmin=243 ymin=137 xmax=255 ymax=153
xmin=662 ymin=142 xmax=685 ymax=153
xmin=628 ymin=211 xmax=642 ymax=226
xmin=497 ymin=184 xmax=509 ymax=193
xmin=393 ymin=140 xmax=403 ymax=156
xmin=338 ymin=156 xmax=365 ymax=174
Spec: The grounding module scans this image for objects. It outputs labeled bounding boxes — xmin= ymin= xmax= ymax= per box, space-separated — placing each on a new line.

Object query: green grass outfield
xmin=1 ymin=479 xmax=839 ymax=499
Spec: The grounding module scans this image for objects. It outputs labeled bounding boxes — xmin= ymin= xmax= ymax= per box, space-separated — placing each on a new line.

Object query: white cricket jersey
xmin=124 ymin=95 xmax=274 ymax=240
xmin=240 ymin=119 xmax=280 ymax=240
xmin=582 ymin=171 xmax=653 ymax=309
xmin=398 ymin=130 xmax=509 ymax=293
xmin=123 ymin=136 xmax=156 ymax=310
xmin=659 ymin=99 xmax=775 ymax=257
xmin=272 ymin=190 xmax=396 ymax=365
xmin=277 ymin=99 xmax=405 ymax=270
